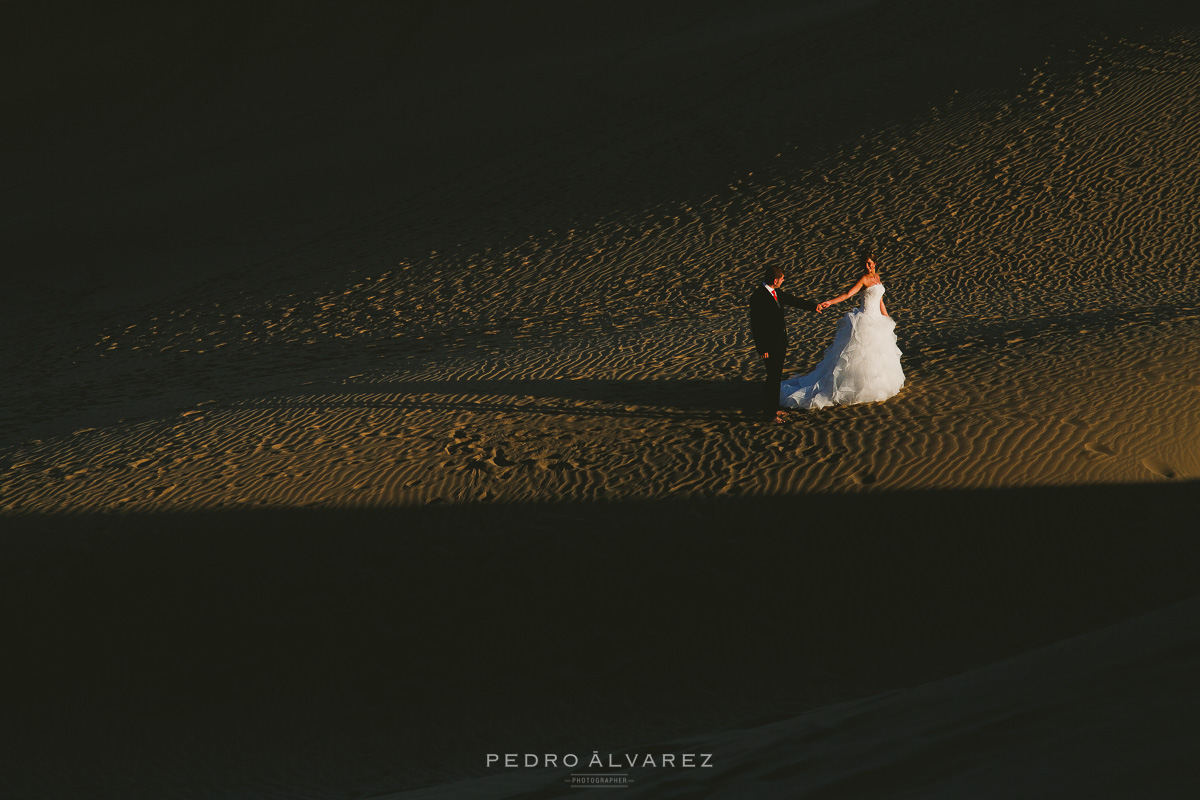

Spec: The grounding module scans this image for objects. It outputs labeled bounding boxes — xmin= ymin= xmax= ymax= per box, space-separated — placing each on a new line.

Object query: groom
xmin=750 ymin=264 xmax=819 ymax=423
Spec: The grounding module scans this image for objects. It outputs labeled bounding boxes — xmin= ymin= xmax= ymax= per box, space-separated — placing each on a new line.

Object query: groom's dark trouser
xmin=760 ymin=351 xmax=784 ymax=417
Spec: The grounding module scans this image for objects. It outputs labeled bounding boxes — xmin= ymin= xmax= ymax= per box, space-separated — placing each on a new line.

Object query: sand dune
xmin=5 ymin=4 xmax=1200 ymax=512
xmin=3 ymin=1 xmax=1200 ymax=797
xmin=5 ymin=311 xmax=1199 ymax=513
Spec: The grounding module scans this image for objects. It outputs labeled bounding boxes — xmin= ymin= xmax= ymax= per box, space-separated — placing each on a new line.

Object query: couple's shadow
xmin=252 ymin=378 xmax=759 ymax=422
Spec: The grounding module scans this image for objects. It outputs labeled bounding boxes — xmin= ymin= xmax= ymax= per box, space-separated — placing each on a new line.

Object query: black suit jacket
xmin=750 ymin=284 xmax=817 ymax=357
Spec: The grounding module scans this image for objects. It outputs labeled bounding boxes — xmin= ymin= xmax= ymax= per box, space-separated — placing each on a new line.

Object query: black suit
xmin=750 ymin=283 xmax=817 ymax=417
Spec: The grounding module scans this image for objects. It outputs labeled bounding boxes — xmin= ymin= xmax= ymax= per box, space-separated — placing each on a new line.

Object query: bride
xmin=780 ymin=256 xmax=904 ymax=409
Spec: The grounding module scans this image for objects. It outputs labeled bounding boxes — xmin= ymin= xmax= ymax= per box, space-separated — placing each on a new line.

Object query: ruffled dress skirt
xmin=780 ymin=308 xmax=904 ymax=409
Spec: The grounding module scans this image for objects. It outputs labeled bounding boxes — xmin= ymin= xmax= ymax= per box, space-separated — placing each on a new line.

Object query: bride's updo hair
xmin=860 ymin=253 xmax=877 ymax=275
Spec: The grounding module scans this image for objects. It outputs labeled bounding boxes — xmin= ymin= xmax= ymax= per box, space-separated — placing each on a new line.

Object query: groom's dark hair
xmin=763 ymin=265 xmax=785 ymax=282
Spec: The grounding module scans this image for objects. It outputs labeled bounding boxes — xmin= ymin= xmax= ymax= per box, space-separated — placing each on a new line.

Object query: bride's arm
xmin=816 ymin=277 xmax=866 ymax=312
xmin=880 ymin=297 xmax=889 ymax=316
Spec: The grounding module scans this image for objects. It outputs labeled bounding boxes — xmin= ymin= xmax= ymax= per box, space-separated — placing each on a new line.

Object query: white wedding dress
xmin=780 ymin=283 xmax=904 ymax=409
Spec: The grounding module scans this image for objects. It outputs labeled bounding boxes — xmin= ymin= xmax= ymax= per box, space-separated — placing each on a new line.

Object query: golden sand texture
xmin=5 ymin=316 xmax=1199 ymax=513
xmin=3 ymin=21 xmax=1200 ymax=513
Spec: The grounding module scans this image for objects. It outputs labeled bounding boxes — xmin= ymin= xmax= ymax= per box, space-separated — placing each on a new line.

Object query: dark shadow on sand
xmin=241 ymin=378 xmax=760 ymax=422
xmin=3 ymin=480 xmax=1198 ymax=798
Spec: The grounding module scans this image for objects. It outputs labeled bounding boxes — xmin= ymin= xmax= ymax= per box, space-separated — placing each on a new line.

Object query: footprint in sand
xmin=537 ymin=455 xmax=575 ymax=472
xmin=1083 ymin=441 xmax=1115 ymax=457
xmin=461 ymin=459 xmax=489 ymax=475
xmin=1141 ymin=458 xmax=1177 ymax=479
xmin=488 ymin=450 xmax=518 ymax=468
xmin=848 ymin=471 xmax=878 ymax=486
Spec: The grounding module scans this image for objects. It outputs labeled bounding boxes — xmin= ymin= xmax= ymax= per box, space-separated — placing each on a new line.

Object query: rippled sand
xmin=3 ymin=2 xmax=1199 ymax=798
xmin=5 ymin=12 xmax=1200 ymax=513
